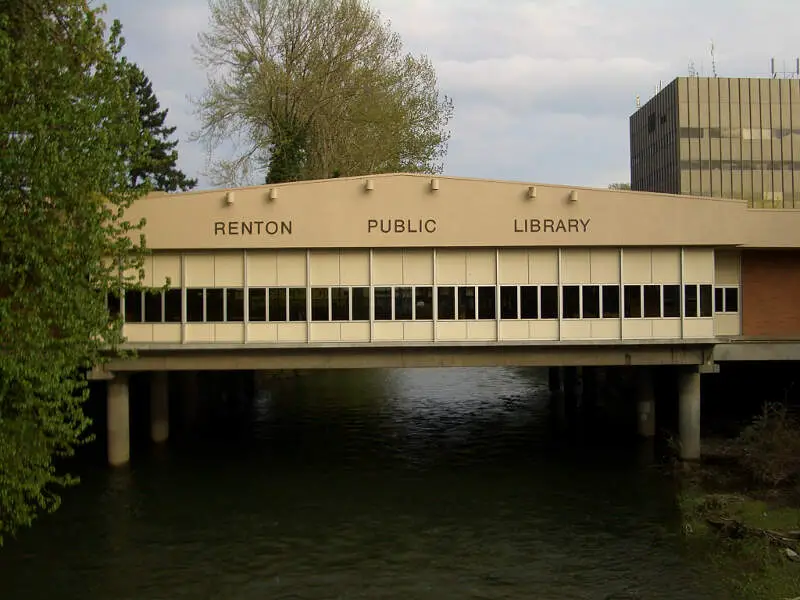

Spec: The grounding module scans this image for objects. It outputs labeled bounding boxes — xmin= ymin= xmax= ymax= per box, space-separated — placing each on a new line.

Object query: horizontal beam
xmin=94 ymin=343 xmax=715 ymax=376
xmin=714 ymin=341 xmax=800 ymax=362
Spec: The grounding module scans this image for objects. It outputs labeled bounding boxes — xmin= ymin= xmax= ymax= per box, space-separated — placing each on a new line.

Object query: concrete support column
xmin=636 ymin=368 xmax=656 ymax=438
xmin=107 ymin=374 xmax=130 ymax=467
xmin=150 ymin=371 xmax=169 ymax=444
xmin=678 ymin=369 xmax=702 ymax=461
xmin=548 ymin=367 xmax=562 ymax=394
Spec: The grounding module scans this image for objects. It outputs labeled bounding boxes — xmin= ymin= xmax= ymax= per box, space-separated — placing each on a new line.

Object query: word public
xmin=368 ymin=218 xmax=438 ymax=234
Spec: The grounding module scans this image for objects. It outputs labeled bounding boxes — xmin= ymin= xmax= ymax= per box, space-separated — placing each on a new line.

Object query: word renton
xmin=367 ymin=218 xmax=438 ymax=234
xmin=213 ymin=221 xmax=293 ymax=236
xmin=513 ymin=218 xmax=591 ymax=233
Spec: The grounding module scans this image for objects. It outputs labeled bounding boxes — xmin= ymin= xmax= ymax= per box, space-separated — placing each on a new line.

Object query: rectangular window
xmin=124 ymin=290 xmax=143 ymax=323
xmin=582 ymin=286 xmax=600 ymax=318
xmin=144 ymin=290 xmax=163 ymax=323
xmin=437 ymin=287 xmax=455 ymax=320
xmin=186 ymin=288 xmax=204 ymax=322
xmin=714 ymin=288 xmax=724 ymax=313
xmin=352 ymin=287 xmax=370 ymax=320
xmin=268 ymin=288 xmax=287 ymax=322
xmin=663 ymin=285 xmax=680 ymax=318
xmin=226 ymin=288 xmax=245 ymax=322
xmin=374 ymin=287 xmax=392 ymax=320
xmin=643 ymin=285 xmax=661 ymax=318
xmin=332 ymin=288 xmax=349 ymax=321
xmin=311 ymin=288 xmax=330 ymax=321
xmin=394 ymin=287 xmax=413 ymax=320
xmin=458 ymin=286 xmax=476 ymax=319
xmin=288 ymin=288 xmax=306 ymax=321
xmin=624 ymin=285 xmax=642 ymax=318
xmin=520 ymin=286 xmax=538 ymax=319
xmin=415 ymin=287 xmax=433 ymax=320
xmin=164 ymin=289 xmax=182 ymax=323
xmin=724 ymin=287 xmax=739 ymax=312
xmin=107 ymin=291 xmax=121 ymax=319
xmin=699 ymin=284 xmax=713 ymax=317
xmin=500 ymin=286 xmax=518 ymax=319
xmin=477 ymin=286 xmax=496 ymax=320
xmin=540 ymin=286 xmax=558 ymax=319
xmin=206 ymin=289 xmax=224 ymax=322
xmin=684 ymin=285 xmax=698 ymax=317
xmin=249 ymin=288 xmax=267 ymax=322
xmin=562 ymin=286 xmax=580 ymax=319
xmin=602 ymin=286 xmax=620 ymax=318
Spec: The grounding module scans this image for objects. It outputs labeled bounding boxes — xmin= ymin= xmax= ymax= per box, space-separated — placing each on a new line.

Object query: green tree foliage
xmin=128 ymin=64 xmax=198 ymax=192
xmin=0 ymin=0 xmax=147 ymax=544
xmin=608 ymin=182 xmax=631 ymax=190
xmin=193 ymin=0 xmax=454 ymax=185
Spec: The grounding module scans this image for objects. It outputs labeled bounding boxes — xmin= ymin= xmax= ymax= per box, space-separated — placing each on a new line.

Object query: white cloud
xmin=101 ymin=0 xmax=800 ymax=190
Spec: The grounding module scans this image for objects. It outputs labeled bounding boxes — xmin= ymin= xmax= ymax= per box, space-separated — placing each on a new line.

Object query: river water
xmin=0 ymin=367 xmax=722 ymax=599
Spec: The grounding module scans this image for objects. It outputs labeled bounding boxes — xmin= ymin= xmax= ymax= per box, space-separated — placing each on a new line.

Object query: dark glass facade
xmin=630 ymin=76 xmax=800 ymax=208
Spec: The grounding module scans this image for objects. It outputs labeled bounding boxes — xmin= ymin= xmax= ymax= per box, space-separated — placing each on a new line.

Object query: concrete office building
xmin=630 ymin=76 xmax=800 ymax=207
xmin=94 ymin=173 xmax=800 ymax=466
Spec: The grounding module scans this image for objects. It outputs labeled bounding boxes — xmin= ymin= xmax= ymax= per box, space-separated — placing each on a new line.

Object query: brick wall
xmin=742 ymin=250 xmax=800 ymax=337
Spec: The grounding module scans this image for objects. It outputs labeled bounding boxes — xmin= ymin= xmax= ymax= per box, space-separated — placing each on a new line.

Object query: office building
xmin=630 ymin=76 xmax=800 ymax=207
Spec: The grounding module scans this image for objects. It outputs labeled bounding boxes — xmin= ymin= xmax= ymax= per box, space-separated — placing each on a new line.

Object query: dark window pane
xmin=664 ymin=285 xmax=680 ymax=317
xmin=725 ymin=287 xmax=739 ymax=312
xmin=186 ymin=289 xmax=204 ymax=322
xmin=521 ymin=286 xmax=538 ymax=319
xmin=643 ymin=285 xmax=661 ymax=318
xmin=164 ymin=289 xmax=182 ymax=322
xmin=540 ymin=286 xmax=558 ymax=319
xmin=226 ymin=288 xmax=245 ymax=322
xmin=415 ymin=287 xmax=433 ymax=320
xmin=395 ymin=287 xmax=413 ymax=320
xmin=699 ymin=284 xmax=713 ymax=317
xmin=500 ymin=286 xmax=518 ymax=319
xmin=478 ymin=286 xmax=496 ymax=320
xmin=288 ymin=288 xmax=306 ymax=321
xmin=206 ymin=289 xmax=224 ymax=322
xmin=458 ymin=286 xmax=476 ymax=319
xmin=332 ymin=288 xmax=349 ymax=321
xmin=714 ymin=288 xmax=724 ymax=313
xmin=563 ymin=286 xmax=580 ymax=319
xmin=582 ymin=286 xmax=600 ymax=318
xmin=624 ymin=285 xmax=642 ymax=318
xmin=437 ymin=287 xmax=455 ymax=320
xmin=684 ymin=285 xmax=698 ymax=317
xmin=352 ymin=287 xmax=370 ymax=320
xmin=268 ymin=288 xmax=287 ymax=322
xmin=107 ymin=291 xmax=121 ymax=319
xmin=602 ymin=286 xmax=620 ymax=318
xmin=124 ymin=290 xmax=143 ymax=323
xmin=311 ymin=288 xmax=330 ymax=321
xmin=374 ymin=287 xmax=392 ymax=320
xmin=249 ymin=288 xmax=267 ymax=322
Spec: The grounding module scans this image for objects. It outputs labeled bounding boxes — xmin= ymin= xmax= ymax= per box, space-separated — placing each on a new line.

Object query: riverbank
xmin=678 ymin=409 xmax=800 ymax=599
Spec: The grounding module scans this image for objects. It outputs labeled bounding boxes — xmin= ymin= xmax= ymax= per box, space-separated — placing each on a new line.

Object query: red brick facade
xmin=742 ymin=250 xmax=800 ymax=337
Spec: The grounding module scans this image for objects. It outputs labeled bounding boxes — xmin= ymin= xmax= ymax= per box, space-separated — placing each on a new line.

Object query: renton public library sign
xmin=212 ymin=217 xmax=593 ymax=237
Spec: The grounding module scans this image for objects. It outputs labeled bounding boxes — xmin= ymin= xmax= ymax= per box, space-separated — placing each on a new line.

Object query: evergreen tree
xmin=129 ymin=64 xmax=197 ymax=192
xmin=0 ymin=1 xmax=147 ymax=544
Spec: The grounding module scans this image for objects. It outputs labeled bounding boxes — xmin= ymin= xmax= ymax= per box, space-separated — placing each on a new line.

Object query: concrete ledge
xmin=714 ymin=341 xmax=800 ymax=362
xmin=93 ymin=342 xmax=716 ymax=377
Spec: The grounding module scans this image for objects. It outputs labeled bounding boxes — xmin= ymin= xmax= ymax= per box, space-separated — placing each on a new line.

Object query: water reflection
xmin=0 ymin=367 xmax=721 ymax=600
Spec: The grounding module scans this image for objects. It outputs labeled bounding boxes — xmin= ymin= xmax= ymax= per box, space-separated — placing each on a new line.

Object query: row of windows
xmin=115 ymin=284 xmax=739 ymax=324
xmin=679 ymin=127 xmax=800 ymax=140
xmin=679 ymin=160 xmax=800 ymax=171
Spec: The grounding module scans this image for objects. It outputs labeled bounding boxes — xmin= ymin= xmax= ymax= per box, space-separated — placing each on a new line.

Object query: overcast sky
xmin=103 ymin=0 xmax=800 ymax=190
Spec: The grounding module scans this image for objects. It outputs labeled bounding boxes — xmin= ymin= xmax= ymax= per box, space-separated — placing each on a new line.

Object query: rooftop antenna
xmin=635 ymin=94 xmax=641 ymax=108
xmin=771 ymin=57 xmax=776 ymax=78
xmin=710 ymin=40 xmax=718 ymax=78
xmin=688 ymin=59 xmax=697 ymax=77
